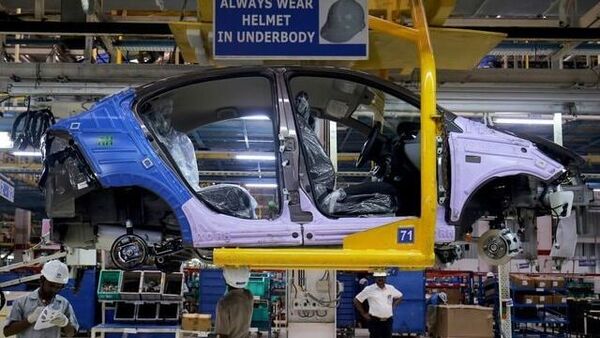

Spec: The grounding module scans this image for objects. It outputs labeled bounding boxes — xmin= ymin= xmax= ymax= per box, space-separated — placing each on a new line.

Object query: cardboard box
xmin=510 ymin=274 xmax=531 ymax=287
xmin=516 ymin=294 xmax=552 ymax=305
xmin=536 ymin=295 xmax=550 ymax=304
xmin=550 ymin=295 xmax=567 ymax=305
xmin=196 ymin=314 xmax=212 ymax=331
xmin=516 ymin=294 xmax=537 ymax=305
xmin=532 ymin=277 xmax=550 ymax=289
xmin=433 ymin=305 xmax=494 ymax=338
xmin=531 ymin=275 xmax=565 ymax=289
xmin=181 ymin=314 xmax=212 ymax=332
xmin=547 ymin=277 xmax=565 ymax=288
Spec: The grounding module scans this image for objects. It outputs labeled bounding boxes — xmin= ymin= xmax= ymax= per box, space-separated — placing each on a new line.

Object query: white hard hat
xmin=41 ymin=260 xmax=69 ymax=284
xmin=486 ymin=272 xmax=494 ymax=278
xmin=438 ymin=292 xmax=448 ymax=304
xmin=373 ymin=271 xmax=388 ymax=277
xmin=223 ymin=267 xmax=250 ymax=288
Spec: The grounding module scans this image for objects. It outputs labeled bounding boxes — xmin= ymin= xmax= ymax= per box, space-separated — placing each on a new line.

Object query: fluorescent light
xmin=0 ymin=132 xmax=13 ymax=149
xmin=245 ymin=183 xmax=278 ymax=188
xmin=241 ymin=115 xmax=270 ymax=121
xmin=11 ymin=151 xmax=42 ymax=157
xmin=235 ymin=154 xmax=275 ymax=161
xmin=494 ymin=118 xmax=554 ymax=125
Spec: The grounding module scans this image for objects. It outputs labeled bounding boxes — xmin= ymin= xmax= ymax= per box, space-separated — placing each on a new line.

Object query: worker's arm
xmin=62 ymin=303 xmax=79 ymax=337
xmin=353 ymin=298 xmax=371 ymax=321
xmin=3 ymin=300 xmax=36 ymax=337
xmin=3 ymin=319 xmax=33 ymax=337
xmin=392 ymin=287 xmax=404 ymax=307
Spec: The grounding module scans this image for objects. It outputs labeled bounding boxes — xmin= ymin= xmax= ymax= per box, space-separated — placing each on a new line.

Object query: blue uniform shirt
xmin=6 ymin=288 xmax=79 ymax=338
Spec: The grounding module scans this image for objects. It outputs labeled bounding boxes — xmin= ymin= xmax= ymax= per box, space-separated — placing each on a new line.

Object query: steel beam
xmin=580 ymin=1 xmax=600 ymax=28
xmin=34 ymin=0 xmax=45 ymax=20
xmin=550 ymin=41 xmax=580 ymax=69
xmin=440 ymin=26 xmax=600 ymax=40
xmin=1 ymin=64 xmax=600 ymax=86
xmin=444 ymin=18 xmax=560 ymax=28
xmin=0 ymin=21 xmax=172 ymax=36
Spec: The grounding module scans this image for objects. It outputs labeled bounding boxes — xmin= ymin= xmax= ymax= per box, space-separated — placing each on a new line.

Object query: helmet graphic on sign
xmin=320 ymin=0 xmax=366 ymax=43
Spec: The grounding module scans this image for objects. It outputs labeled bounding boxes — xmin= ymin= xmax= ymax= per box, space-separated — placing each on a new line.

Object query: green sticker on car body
xmin=97 ymin=135 xmax=114 ymax=146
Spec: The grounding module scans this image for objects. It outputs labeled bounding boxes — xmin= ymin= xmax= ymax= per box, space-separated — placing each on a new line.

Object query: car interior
xmin=138 ymin=75 xmax=424 ymax=221
xmin=139 ymin=78 xmax=276 ymax=220
xmin=289 ymin=76 xmax=422 ymax=217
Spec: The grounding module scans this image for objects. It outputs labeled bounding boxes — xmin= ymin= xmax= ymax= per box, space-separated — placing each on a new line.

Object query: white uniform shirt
xmin=355 ymin=284 xmax=403 ymax=319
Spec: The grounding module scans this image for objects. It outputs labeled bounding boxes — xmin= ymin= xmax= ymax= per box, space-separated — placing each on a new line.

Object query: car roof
xmin=134 ymin=65 xmax=382 ymax=101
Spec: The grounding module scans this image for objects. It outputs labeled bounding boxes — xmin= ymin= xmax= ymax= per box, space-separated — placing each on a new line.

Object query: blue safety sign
xmin=214 ymin=0 xmax=368 ymax=59
xmin=0 ymin=175 xmax=14 ymax=203
xmin=578 ymin=259 xmax=596 ymax=267
xmin=397 ymin=227 xmax=415 ymax=244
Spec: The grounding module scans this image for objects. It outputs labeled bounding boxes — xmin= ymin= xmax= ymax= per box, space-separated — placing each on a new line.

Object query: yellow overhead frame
xmin=214 ymin=0 xmax=438 ymax=270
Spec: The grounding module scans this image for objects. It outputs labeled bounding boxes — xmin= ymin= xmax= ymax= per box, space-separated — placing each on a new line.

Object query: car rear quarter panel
xmin=50 ymin=89 xmax=195 ymax=244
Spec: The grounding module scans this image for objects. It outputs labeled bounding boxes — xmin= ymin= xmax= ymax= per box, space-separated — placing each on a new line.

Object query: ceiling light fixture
xmin=494 ymin=118 xmax=554 ymax=125
xmin=0 ymin=132 xmax=13 ymax=149
xmin=235 ymin=154 xmax=276 ymax=161
xmin=11 ymin=151 xmax=43 ymax=157
xmin=241 ymin=115 xmax=270 ymax=121
xmin=245 ymin=183 xmax=278 ymax=188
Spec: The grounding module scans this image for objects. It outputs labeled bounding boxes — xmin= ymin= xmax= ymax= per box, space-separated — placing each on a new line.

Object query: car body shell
xmin=41 ymin=66 xmax=577 ymax=250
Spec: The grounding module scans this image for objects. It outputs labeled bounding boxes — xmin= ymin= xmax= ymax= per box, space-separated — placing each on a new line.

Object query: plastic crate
xmin=114 ymin=302 xmax=136 ymax=321
xmin=97 ymin=270 xmax=122 ymax=300
xmin=158 ymin=303 xmax=180 ymax=320
xmin=248 ymin=276 xmax=269 ymax=298
xmin=136 ymin=303 xmax=159 ymax=321
xmin=141 ymin=271 xmax=164 ymax=300
xmin=162 ymin=273 xmax=184 ymax=301
xmin=251 ymin=304 xmax=269 ymax=322
xmin=120 ymin=271 xmax=142 ymax=300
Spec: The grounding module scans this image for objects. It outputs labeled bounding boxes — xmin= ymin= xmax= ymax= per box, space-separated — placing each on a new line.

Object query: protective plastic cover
xmin=144 ymin=99 xmax=259 ymax=220
xmin=197 ymin=184 xmax=258 ymax=220
xmin=296 ymin=93 xmax=336 ymax=202
xmin=321 ymin=189 xmax=395 ymax=216
xmin=295 ymin=92 xmax=395 ymax=216
xmin=144 ymin=98 xmax=201 ymax=191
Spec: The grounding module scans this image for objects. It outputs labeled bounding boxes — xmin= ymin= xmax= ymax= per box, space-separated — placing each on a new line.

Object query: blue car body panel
xmin=50 ymin=88 xmax=194 ymax=244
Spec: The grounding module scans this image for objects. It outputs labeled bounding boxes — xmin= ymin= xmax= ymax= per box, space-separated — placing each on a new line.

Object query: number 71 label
xmin=397 ymin=228 xmax=415 ymax=243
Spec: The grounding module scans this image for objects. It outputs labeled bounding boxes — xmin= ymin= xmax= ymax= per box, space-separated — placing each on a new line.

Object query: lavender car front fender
xmin=447 ymin=116 xmax=565 ymax=223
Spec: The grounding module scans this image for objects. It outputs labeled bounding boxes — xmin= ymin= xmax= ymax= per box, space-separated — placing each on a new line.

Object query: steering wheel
xmin=356 ymin=121 xmax=382 ymax=168
xmin=396 ymin=121 xmax=420 ymax=142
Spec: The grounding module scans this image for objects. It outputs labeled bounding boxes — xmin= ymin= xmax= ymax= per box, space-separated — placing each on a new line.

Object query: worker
xmin=354 ymin=271 xmax=403 ymax=338
xmin=425 ymin=292 xmax=448 ymax=335
xmin=3 ymin=260 xmax=79 ymax=338
xmin=483 ymin=272 xmax=498 ymax=307
xmin=215 ymin=267 xmax=253 ymax=338
xmin=426 ymin=292 xmax=448 ymax=306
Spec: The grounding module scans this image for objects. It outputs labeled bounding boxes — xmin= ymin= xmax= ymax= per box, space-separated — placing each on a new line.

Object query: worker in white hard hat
xmin=3 ymin=260 xmax=79 ymax=338
xmin=215 ymin=267 xmax=253 ymax=338
xmin=425 ymin=291 xmax=448 ymax=334
xmin=354 ymin=271 xmax=403 ymax=338
xmin=483 ymin=271 xmax=498 ymax=307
